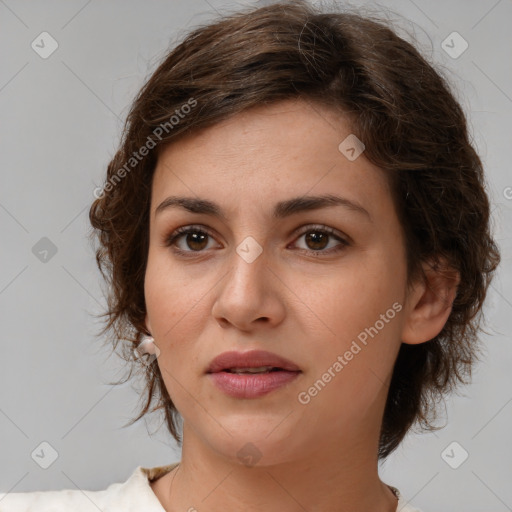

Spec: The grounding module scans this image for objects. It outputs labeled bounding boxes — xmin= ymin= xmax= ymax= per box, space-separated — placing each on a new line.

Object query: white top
xmin=0 ymin=462 xmax=423 ymax=511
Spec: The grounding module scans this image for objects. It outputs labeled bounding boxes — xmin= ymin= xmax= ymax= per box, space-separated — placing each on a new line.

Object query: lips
xmin=206 ymin=350 xmax=301 ymax=374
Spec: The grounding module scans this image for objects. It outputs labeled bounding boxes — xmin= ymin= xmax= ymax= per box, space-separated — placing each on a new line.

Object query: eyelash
xmin=164 ymin=224 xmax=350 ymax=257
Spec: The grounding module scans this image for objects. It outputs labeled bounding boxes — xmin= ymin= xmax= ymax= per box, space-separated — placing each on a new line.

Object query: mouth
xmin=221 ymin=366 xmax=288 ymax=374
xmin=206 ymin=350 xmax=301 ymax=399
xmin=207 ymin=369 xmax=301 ymax=399
xmin=206 ymin=349 xmax=301 ymax=374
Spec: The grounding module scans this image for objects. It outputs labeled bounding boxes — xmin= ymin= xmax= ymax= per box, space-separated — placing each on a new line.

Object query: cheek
xmin=144 ymin=260 xmax=200 ymax=381
xmin=298 ymin=252 xmax=405 ymax=344
xmin=291 ymin=248 xmax=405 ymax=408
xmin=144 ymin=249 xmax=208 ymax=334
xmin=295 ymin=291 xmax=403 ymax=433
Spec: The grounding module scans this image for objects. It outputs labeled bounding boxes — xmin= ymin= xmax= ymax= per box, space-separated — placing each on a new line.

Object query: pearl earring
xmin=134 ymin=335 xmax=160 ymax=360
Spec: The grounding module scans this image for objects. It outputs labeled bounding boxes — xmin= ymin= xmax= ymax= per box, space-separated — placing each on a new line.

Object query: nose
xmin=211 ymin=244 xmax=286 ymax=332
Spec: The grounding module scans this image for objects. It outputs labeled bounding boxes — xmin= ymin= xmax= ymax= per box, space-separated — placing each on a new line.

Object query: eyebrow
xmin=155 ymin=194 xmax=372 ymax=222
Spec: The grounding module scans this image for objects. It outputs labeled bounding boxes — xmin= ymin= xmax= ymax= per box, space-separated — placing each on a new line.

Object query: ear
xmin=401 ymin=257 xmax=460 ymax=345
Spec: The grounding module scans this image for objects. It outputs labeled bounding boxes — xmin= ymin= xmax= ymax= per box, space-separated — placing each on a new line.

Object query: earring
xmin=134 ymin=335 xmax=160 ymax=359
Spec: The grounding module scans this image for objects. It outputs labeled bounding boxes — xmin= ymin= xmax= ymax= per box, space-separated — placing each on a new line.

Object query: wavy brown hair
xmin=88 ymin=1 xmax=500 ymax=459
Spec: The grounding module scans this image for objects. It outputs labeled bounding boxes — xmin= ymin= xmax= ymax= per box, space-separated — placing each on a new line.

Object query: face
xmin=144 ymin=98 xmax=411 ymax=465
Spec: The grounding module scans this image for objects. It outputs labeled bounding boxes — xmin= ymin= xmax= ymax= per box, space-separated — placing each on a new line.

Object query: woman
xmin=0 ymin=1 xmax=500 ymax=511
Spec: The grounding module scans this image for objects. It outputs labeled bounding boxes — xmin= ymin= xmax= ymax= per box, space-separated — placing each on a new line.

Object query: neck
xmin=153 ymin=425 xmax=398 ymax=512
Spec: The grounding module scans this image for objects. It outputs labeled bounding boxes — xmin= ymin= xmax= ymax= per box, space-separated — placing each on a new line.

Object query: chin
xmin=206 ymin=426 xmax=303 ymax=468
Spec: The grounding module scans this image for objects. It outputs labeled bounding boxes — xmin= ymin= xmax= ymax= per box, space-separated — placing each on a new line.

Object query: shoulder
xmin=0 ymin=463 xmax=178 ymax=512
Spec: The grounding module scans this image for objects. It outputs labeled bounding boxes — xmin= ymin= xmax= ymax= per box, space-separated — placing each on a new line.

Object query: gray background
xmin=1 ymin=0 xmax=511 ymax=510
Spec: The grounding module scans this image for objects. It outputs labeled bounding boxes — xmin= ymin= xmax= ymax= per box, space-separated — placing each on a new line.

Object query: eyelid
xmin=164 ymin=223 xmax=350 ymax=255
xmin=163 ymin=224 xmax=219 ymax=247
xmin=291 ymin=223 xmax=349 ymax=243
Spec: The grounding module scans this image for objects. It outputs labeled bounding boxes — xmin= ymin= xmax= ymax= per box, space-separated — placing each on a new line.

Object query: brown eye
xmin=165 ymin=226 xmax=217 ymax=253
xmin=165 ymin=224 xmax=349 ymax=257
xmin=304 ymin=231 xmax=329 ymax=251
xmin=185 ymin=233 xmax=208 ymax=251
xmin=182 ymin=231 xmax=209 ymax=251
xmin=292 ymin=225 xmax=349 ymax=255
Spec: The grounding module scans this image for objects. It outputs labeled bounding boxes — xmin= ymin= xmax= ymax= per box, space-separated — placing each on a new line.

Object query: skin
xmin=144 ymin=98 xmax=459 ymax=512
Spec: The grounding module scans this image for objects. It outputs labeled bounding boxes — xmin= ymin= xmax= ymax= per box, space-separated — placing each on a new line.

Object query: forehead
xmin=156 ymin=99 xmax=345 ymax=168
xmin=151 ymin=99 xmax=393 ymax=218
